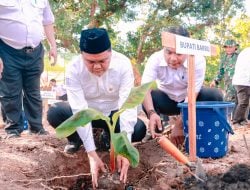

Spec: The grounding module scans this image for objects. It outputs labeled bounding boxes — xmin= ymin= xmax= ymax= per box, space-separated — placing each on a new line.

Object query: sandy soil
xmin=0 ymin=116 xmax=249 ymax=190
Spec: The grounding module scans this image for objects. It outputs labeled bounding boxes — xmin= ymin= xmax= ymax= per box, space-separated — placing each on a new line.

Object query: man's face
xmin=82 ymin=50 xmax=111 ymax=76
xmin=164 ymin=47 xmax=187 ymax=69
xmin=49 ymin=81 xmax=56 ymax=87
xmin=224 ymin=46 xmax=237 ymax=55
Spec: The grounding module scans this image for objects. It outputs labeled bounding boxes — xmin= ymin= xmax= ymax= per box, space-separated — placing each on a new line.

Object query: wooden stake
xmin=188 ymin=55 xmax=196 ymax=161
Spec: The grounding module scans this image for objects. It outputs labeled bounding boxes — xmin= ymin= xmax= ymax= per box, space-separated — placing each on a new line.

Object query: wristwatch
xmin=147 ymin=109 xmax=156 ymax=119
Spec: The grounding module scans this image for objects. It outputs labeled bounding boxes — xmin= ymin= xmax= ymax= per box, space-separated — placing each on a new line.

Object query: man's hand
xmin=49 ymin=47 xmax=57 ymax=66
xmin=148 ymin=113 xmax=162 ymax=138
xmin=44 ymin=24 xmax=57 ymax=66
xmin=87 ymin=151 xmax=106 ymax=189
xmin=116 ymin=155 xmax=130 ymax=183
xmin=0 ymin=57 xmax=3 ymax=79
xmin=170 ymin=115 xmax=184 ymax=146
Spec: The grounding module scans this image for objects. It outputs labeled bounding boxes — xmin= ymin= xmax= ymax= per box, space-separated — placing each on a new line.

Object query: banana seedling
xmin=56 ymin=81 xmax=157 ymax=172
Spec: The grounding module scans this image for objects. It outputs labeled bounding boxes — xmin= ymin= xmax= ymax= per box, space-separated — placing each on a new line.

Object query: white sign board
xmin=40 ymin=91 xmax=56 ymax=99
xmin=175 ymin=35 xmax=211 ymax=56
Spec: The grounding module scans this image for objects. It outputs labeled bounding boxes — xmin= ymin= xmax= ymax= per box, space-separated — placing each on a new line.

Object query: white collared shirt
xmin=142 ymin=49 xmax=206 ymax=102
xmin=52 ymin=84 xmax=67 ymax=97
xmin=232 ymin=47 xmax=250 ymax=86
xmin=66 ymin=50 xmax=136 ymax=152
xmin=0 ymin=0 xmax=54 ymax=49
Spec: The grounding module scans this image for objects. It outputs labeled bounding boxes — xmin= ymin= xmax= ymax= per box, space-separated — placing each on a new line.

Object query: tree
xmin=50 ymin=0 xmax=143 ymax=52
xmin=48 ymin=0 xmax=245 ymax=84
xmin=50 ymin=1 xmax=244 ymax=54
xmin=121 ymin=0 xmax=245 ymax=65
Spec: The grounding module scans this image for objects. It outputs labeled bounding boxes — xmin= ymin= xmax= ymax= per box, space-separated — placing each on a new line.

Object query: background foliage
xmin=45 ymin=0 xmax=249 ymax=86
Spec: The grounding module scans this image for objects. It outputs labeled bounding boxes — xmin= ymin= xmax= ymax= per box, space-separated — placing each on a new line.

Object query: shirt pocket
xmin=105 ymin=82 xmax=119 ymax=95
xmin=157 ymin=67 xmax=167 ymax=81
xmin=104 ymin=73 xmax=120 ymax=94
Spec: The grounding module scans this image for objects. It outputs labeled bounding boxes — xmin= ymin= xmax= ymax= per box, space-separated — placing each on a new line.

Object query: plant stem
xmin=110 ymin=144 xmax=116 ymax=173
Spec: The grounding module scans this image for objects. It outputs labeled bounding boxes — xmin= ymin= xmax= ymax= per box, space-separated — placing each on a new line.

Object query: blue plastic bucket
xmin=22 ymin=111 xmax=28 ymax=130
xmin=178 ymin=101 xmax=235 ymax=158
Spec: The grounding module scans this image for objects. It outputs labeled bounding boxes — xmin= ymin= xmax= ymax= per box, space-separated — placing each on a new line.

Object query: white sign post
xmin=175 ymin=35 xmax=212 ymax=56
xmin=40 ymin=91 xmax=56 ymax=100
xmin=40 ymin=91 xmax=58 ymax=127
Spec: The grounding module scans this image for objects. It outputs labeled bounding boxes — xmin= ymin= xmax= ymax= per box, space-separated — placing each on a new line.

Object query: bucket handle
xmin=213 ymin=108 xmax=234 ymax=135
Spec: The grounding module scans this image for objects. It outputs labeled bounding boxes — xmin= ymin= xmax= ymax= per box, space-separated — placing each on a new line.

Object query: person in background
xmin=142 ymin=26 xmax=223 ymax=146
xmin=47 ymin=28 xmax=146 ymax=188
xmin=40 ymin=71 xmax=50 ymax=90
xmin=210 ymin=39 xmax=239 ymax=123
xmin=210 ymin=39 xmax=239 ymax=102
xmin=232 ymin=47 xmax=250 ymax=126
xmin=0 ymin=0 xmax=57 ymax=138
xmin=49 ymin=79 xmax=68 ymax=101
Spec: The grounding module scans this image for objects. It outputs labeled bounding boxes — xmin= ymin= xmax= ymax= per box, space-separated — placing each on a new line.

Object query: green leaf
xmin=120 ymin=81 xmax=157 ymax=110
xmin=111 ymin=109 xmax=123 ymax=132
xmin=111 ymin=132 xmax=139 ymax=168
xmin=56 ymin=108 xmax=110 ymax=138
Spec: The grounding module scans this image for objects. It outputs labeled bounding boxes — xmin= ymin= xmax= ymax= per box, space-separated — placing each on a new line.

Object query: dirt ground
xmin=0 ymin=115 xmax=249 ymax=190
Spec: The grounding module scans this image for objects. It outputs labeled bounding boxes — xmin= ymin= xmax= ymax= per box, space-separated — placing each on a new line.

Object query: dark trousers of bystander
xmin=233 ymin=85 xmax=250 ymax=124
xmin=0 ymin=39 xmax=44 ymax=135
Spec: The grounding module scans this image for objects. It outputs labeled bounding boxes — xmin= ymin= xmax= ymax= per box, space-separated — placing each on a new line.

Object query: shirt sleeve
xmin=141 ymin=52 xmax=159 ymax=84
xmin=76 ymin=123 xmax=96 ymax=152
xmin=118 ymin=58 xmax=137 ymax=142
xmin=43 ymin=0 xmax=55 ymax=25
xmin=65 ymin=57 xmax=96 ymax=152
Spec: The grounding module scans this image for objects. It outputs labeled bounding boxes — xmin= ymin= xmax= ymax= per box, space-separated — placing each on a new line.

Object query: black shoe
xmin=100 ymin=131 xmax=110 ymax=151
xmin=29 ymin=128 xmax=49 ymax=135
xmin=64 ymin=142 xmax=82 ymax=154
xmin=5 ymin=131 xmax=20 ymax=139
xmin=240 ymin=120 xmax=249 ymax=126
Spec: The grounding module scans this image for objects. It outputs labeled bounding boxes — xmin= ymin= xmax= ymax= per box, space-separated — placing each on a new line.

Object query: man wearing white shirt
xmin=232 ymin=47 xmax=250 ymax=125
xmin=142 ymin=26 xmax=223 ymax=146
xmin=0 ymin=0 xmax=57 ymax=138
xmin=49 ymin=79 xmax=67 ymax=101
xmin=47 ymin=28 xmax=146 ymax=188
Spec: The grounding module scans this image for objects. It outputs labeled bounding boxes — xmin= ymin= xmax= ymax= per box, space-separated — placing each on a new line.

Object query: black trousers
xmin=148 ymin=87 xmax=223 ymax=116
xmin=233 ymin=85 xmax=250 ymax=123
xmin=47 ymin=102 xmax=147 ymax=144
xmin=58 ymin=94 xmax=68 ymax=101
xmin=0 ymin=39 xmax=44 ymax=134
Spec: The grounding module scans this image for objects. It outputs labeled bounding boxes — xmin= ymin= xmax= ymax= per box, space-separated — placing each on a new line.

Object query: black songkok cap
xmin=79 ymin=28 xmax=111 ymax=54
xmin=166 ymin=26 xmax=190 ymax=37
